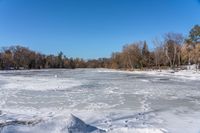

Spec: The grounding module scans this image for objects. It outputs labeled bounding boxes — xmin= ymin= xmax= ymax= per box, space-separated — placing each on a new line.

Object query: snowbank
xmin=96 ymin=69 xmax=200 ymax=80
xmin=136 ymin=70 xmax=200 ymax=80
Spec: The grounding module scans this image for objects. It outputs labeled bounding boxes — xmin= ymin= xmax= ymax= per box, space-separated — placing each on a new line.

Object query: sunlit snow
xmin=0 ymin=69 xmax=200 ymax=133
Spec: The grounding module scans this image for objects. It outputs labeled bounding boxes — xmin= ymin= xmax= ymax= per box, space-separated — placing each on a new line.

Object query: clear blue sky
xmin=0 ymin=0 xmax=200 ymax=59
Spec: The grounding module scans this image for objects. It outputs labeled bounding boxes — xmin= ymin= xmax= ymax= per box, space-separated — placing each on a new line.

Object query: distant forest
xmin=0 ymin=25 xmax=200 ymax=70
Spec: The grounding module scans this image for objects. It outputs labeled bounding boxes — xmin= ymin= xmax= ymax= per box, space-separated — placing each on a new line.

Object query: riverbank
xmin=97 ymin=68 xmax=200 ymax=80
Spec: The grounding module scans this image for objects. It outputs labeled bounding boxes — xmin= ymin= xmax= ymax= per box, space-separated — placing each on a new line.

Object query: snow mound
xmin=66 ymin=114 xmax=106 ymax=133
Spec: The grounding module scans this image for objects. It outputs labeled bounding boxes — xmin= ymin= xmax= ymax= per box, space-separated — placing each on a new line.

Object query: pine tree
xmin=142 ymin=41 xmax=150 ymax=68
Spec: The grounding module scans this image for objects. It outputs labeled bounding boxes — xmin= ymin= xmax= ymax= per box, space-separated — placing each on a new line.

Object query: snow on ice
xmin=0 ymin=69 xmax=200 ymax=133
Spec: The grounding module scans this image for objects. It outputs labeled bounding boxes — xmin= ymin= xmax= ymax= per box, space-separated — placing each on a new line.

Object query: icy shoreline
xmin=97 ymin=68 xmax=200 ymax=80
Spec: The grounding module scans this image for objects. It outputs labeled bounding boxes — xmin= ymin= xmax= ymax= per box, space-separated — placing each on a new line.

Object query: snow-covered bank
xmin=133 ymin=70 xmax=200 ymax=80
xmin=97 ymin=68 xmax=200 ymax=80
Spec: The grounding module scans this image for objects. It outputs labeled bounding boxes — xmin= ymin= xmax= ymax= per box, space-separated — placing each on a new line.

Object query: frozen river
xmin=0 ymin=69 xmax=200 ymax=133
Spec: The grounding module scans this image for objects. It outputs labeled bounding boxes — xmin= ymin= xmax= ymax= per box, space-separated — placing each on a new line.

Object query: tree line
xmin=0 ymin=45 xmax=110 ymax=70
xmin=0 ymin=25 xmax=200 ymax=70
xmin=109 ymin=25 xmax=200 ymax=70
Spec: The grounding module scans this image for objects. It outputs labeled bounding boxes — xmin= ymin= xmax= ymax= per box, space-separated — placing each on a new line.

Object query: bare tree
xmin=164 ymin=33 xmax=184 ymax=68
xmin=153 ymin=38 xmax=165 ymax=70
xmin=122 ymin=42 xmax=143 ymax=70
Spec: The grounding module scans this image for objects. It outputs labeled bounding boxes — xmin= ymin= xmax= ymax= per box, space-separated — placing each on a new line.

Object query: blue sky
xmin=0 ymin=0 xmax=200 ymax=59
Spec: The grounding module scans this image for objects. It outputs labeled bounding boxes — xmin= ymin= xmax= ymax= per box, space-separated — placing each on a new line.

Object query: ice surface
xmin=0 ymin=69 xmax=200 ymax=133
